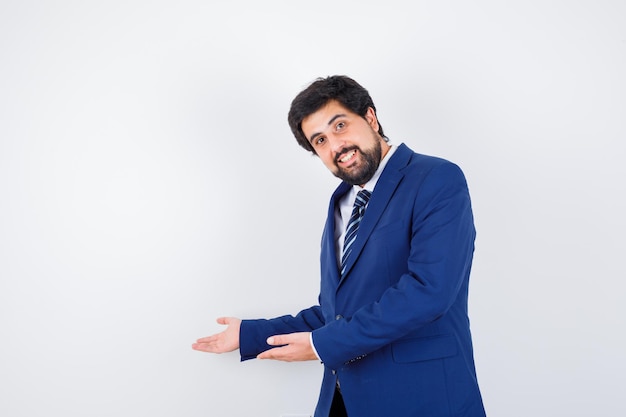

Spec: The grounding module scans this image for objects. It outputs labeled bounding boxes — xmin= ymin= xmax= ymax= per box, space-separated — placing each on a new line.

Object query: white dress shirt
xmin=334 ymin=143 xmax=398 ymax=266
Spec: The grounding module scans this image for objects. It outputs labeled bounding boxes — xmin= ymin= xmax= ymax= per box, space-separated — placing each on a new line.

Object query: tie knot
xmin=354 ymin=189 xmax=372 ymax=209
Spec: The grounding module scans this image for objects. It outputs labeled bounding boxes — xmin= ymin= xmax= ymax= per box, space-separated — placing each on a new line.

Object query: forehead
xmin=301 ymin=100 xmax=356 ymax=135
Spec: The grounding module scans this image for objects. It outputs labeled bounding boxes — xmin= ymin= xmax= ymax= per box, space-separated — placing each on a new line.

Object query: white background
xmin=1 ymin=1 xmax=625 ymax=416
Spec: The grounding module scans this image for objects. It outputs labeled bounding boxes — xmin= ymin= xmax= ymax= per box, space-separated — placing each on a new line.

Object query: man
xmin=192 ymin=75 xmax=486 ymax=417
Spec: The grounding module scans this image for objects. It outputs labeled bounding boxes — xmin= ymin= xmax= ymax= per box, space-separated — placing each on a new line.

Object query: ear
xmin=365 ymin=107 xmax=379 ymax=132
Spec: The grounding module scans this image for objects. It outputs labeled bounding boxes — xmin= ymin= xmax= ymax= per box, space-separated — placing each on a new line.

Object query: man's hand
xmin=257 ymin=332 xmax=318 ymax=362
xmin=192 ymin=317 xmax=241 ymax=353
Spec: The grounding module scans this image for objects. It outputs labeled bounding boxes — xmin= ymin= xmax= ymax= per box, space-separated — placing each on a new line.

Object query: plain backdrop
xmin=1 ymin=1 xmax=625 ymax=416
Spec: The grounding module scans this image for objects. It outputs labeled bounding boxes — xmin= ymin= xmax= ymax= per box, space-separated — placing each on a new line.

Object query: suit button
xmin=332 ymin=370 xmax=336 ymax=375
xmin=335 ymin=315 xmax=343 ymax=320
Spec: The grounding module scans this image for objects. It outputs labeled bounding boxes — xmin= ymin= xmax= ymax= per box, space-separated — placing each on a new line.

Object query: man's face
xmin=301 ymin=100 xmax=390 ymax=186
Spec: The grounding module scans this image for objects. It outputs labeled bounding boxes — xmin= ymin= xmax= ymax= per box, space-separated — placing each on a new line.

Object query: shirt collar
xmin=353 ymin=142 xmax=398 ymax=194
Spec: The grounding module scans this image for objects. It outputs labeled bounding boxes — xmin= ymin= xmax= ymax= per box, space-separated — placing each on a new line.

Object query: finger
xmin=195 ymin=335 xmax=217 ymax=343
xmin=192 ymin=341 xmax=222 ymax=352
xmin=257 ymin=346 xmax=285 ymax=360
xmin=216 ymin=317 xmax=229 ymax=325
xmin=266 ymin=334 xmax=289 ymax=346
xmin=191 ymin=342 xmax=211 ymax=352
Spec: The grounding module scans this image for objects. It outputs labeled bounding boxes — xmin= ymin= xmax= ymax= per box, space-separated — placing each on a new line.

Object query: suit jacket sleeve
xmin=239 ymin=305 xmax=325 ymax=361
xmin=312 ymin=161 xmax=476 ymax=369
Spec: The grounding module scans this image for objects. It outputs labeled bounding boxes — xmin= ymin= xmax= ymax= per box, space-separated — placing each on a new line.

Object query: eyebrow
xmin=309 ymin=113 xmax=347 ymax=144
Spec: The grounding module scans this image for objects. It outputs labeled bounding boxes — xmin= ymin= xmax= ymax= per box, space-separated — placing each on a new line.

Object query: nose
xmin=328 ymin=135 xmax=347 ymax=155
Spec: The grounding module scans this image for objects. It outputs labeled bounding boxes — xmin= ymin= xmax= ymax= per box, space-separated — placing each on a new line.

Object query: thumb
xmin=216 ymin=317 xmax=231 ymax=325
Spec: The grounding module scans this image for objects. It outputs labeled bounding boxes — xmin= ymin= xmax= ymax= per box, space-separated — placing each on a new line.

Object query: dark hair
xmin=287 ymin=75 xmax=386 ymax=153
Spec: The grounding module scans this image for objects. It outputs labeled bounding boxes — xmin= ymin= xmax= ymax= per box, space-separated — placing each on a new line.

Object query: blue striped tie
xmin=340 ymin=189 xmax=372 ymax=277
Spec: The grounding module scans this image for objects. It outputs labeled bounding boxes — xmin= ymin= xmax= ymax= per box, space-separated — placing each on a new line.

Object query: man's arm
xmin=239 ymin=305 xmax=325 ymax=360
xmin=312 ymin=162 xmax=476 ymax=368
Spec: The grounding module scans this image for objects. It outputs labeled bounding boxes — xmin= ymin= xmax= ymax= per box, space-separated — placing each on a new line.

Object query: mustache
xmin=334 ymin=146 xmax=360 ymax=163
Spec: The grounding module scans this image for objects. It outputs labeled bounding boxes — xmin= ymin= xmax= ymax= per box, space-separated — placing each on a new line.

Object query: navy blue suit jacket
xmin=240 ymin=143 xmax=486 ymax=417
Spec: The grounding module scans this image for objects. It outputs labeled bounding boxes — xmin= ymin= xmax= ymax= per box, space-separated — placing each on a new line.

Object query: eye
xmin=313 ymin=136 xmax=326 ymax=146
xmin=336 ymin=122 xmax=345 ymax=131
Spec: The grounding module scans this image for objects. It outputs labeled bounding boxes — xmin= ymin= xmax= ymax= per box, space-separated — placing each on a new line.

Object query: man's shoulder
xmin=395 ymin=143 xmax=461 ymax=175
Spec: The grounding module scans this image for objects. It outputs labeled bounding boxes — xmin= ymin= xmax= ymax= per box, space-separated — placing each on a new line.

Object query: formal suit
xmin=240 ymin=143 xmax=486 ymax=417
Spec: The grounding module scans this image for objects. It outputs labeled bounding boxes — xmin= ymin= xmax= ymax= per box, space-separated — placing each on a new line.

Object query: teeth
xmin=340 ymin=150 xmax=356 ymax=163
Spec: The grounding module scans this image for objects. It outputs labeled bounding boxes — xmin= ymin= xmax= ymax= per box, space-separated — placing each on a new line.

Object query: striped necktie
xmin=340 ymin=189 xmax=372 ymax=277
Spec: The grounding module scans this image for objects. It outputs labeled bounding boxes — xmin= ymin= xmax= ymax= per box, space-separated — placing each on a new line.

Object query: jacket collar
xmin=331 ymin=143 xmax=412 ymax=284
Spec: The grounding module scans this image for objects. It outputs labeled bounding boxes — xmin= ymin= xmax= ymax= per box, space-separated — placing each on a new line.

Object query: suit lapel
xmin=339 ymin=144 xmax=411 ymax=285
xmin=324 ymin=182 xmax=351 ymax=284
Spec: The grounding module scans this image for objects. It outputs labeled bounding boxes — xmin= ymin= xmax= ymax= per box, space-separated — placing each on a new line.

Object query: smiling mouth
xmin=337 ymin=149 xmax=357 ymax=164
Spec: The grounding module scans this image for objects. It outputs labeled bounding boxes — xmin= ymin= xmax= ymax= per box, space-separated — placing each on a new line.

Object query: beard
xmin=333 ymin=139 xmax=382 ymax=186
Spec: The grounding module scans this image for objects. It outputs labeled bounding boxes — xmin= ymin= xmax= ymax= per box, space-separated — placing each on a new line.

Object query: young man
xmin=193 ymin=75 xmax=486 ymax=417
